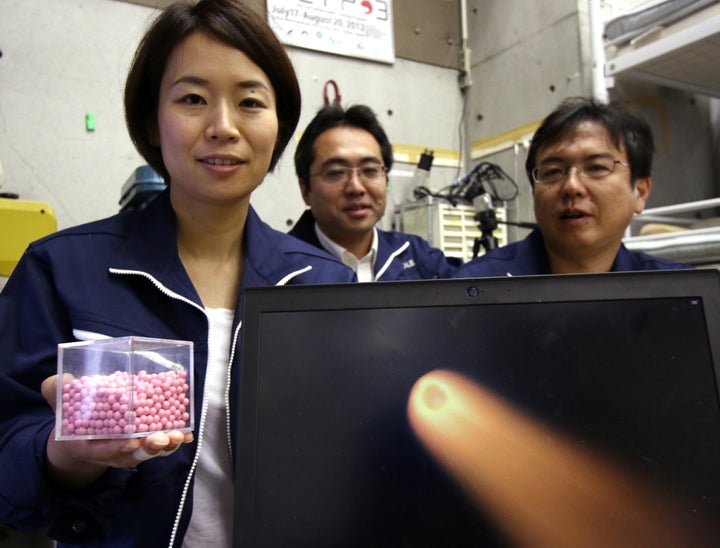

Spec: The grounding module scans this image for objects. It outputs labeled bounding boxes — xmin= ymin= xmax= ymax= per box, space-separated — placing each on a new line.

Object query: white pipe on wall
xmin=588 ymin=0 xmax=610 ymax=103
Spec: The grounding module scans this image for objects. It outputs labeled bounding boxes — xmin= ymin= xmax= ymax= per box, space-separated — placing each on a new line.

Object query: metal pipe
xmin=588 ymin=0 xmax=610 ymax=103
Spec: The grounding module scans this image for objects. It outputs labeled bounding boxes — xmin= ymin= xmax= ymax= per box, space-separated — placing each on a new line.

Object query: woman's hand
xmin=41 ymin=374 xmax=194 ymax=490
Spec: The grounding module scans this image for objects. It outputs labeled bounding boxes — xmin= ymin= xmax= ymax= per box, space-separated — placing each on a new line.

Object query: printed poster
xmin=267 ymin=0 xmax=395 ymax=64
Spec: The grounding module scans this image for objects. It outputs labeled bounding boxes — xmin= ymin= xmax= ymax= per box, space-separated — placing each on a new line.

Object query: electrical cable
xmin=413 ymin=161 xmax=520 ymax=206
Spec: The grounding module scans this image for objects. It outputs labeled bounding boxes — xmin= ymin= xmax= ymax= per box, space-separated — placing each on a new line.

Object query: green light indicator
xmin=85 ymin=113 xmax=96 ymax=132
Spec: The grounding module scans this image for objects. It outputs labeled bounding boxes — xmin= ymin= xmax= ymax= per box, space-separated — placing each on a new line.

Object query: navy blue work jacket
xmin=452 ymin=228 xmax=692 ymax=278
xmin=0 ymin=191 xmax=354 ymax=547
xmin=289 ymin=209 xmax=461 ymax=280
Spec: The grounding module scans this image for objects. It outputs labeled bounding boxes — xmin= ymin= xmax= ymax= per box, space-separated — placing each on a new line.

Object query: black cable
xmin=413 ymin=161 xmax=520 ymax=206
xmin=459 ymin=162 xmax=519 ymax=202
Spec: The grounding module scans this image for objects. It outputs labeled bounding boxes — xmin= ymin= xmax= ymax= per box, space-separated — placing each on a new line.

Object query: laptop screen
xmin=234 ymin=269 xmax=720 ymax=547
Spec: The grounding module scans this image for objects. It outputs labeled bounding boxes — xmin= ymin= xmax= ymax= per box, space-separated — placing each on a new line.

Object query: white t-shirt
xmin=182 ymin=307 xmax=234 ymax=547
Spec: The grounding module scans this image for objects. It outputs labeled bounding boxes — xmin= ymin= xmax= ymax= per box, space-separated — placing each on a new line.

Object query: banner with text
xmin=267 ymin=0 xmax=394 ymax=64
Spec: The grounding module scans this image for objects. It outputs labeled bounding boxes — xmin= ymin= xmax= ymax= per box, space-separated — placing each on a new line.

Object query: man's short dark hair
xmin=124 ymin=0 xmax=301 ymax=183
xmin=525 ymin=97 xmax=654 ymax=186
xmin=294 ymin=104 xmax=393 ymax=183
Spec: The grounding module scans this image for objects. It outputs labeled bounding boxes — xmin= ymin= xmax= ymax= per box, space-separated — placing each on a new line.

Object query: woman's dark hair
xmin=294 ymin=104 xmax=394 ymax=183
xmin=124 ymin=0 xmax=301 ymax=182
xmin=525 ymin=97 xmax=654 ymax=186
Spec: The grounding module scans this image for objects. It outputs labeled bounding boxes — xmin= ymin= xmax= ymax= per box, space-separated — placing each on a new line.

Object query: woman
xmin=0 ymin=1 xmax=354 ymax=546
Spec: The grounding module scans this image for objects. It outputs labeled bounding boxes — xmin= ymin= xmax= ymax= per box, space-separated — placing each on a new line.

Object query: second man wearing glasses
xmin=454 ymin=96 xmax=690 ymax=278
xmin=291 ymin=104 xmax=460 ymax=282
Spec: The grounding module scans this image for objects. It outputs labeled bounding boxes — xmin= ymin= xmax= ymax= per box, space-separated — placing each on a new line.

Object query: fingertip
xmin=41 ymin=374 xmax=57 ymax=391
xmin=169 ymin=430 xmax=193 ymax=445
xmin=408 ymin=369 xmax=455 ymax=415
xmin=422 ymin=382 xmax=448 ymax=410
xmin=40 ymin=374 xmax=59 ymax=406
xmin=145 ymin=432 xmax=171 ymax=449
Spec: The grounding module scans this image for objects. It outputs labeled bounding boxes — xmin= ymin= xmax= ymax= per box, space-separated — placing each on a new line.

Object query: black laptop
xmin=234 ymin=269 xmax=720 ymax=547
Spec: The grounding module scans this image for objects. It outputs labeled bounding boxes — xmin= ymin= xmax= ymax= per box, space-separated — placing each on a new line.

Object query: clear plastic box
xmin=56 ymin=336 xmax=194 ymax=440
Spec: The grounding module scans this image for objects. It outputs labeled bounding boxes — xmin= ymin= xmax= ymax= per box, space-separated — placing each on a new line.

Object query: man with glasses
xmin=291 ymin=104 xmax=460 ymax=282
xmin=453 ymin=97 xmax=690 ymax=277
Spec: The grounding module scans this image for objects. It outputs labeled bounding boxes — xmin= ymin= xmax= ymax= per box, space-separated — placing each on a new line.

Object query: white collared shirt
xmin=314 ymin=224 xmax=378 ymax=283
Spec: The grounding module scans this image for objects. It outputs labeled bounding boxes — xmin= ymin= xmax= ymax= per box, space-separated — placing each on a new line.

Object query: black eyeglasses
xmin=532 ymin=158 xmax=630 ymax=185
xmin=310 ymin=165 xmax=389 ymax=185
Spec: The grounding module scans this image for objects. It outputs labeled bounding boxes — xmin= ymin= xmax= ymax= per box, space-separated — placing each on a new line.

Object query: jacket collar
xmin=518 ymin=228 xmax=633 ymax=274
xmin=111 ymin=190 xmax=333 ymax=295
xmin=288 ymin=209 xmax=322 ymax=249
xmin=291 ymin=209 xmax=411 ymax=278
xmin=243 ymin=206 xmax=331 ymax=287
xmin=113 ymin=190 xmax=196 ymax=297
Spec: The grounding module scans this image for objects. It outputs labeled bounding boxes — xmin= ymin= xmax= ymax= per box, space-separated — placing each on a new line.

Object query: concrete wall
xmin=462 ymin=0 xmax=592 ymax=240
xmin=609 ymin=81 xmax=715 ymax=212
xmin=0 ymin=0 xmax=716 ymax=261
xmin=0 ymin=0 xmax=463 ymax=236
xmin=462 ymin=0 xmax=717 ymax=240
xmin=0 ymin=0 xmax=150 ymax=228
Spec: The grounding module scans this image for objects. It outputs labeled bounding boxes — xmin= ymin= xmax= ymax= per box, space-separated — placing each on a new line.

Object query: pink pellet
xmin=60 ymin=369 xmax=190 ymax=437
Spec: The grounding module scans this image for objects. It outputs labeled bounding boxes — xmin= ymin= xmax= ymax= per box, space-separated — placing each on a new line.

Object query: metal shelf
xmin=605 ymin=1 xmax=720 ymax=97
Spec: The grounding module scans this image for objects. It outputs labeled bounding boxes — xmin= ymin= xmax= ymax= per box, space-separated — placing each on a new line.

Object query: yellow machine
xmin=0 ymin=197 xmax=57 ymax=276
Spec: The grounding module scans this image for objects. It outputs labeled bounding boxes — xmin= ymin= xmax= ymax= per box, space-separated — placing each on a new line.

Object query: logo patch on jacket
xmin=402 ymin=259 xmax=416 ymax=270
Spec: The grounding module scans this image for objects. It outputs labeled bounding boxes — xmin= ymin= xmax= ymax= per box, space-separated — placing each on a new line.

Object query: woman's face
xmin=156 ymin=32 xmax=278 ymax=208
